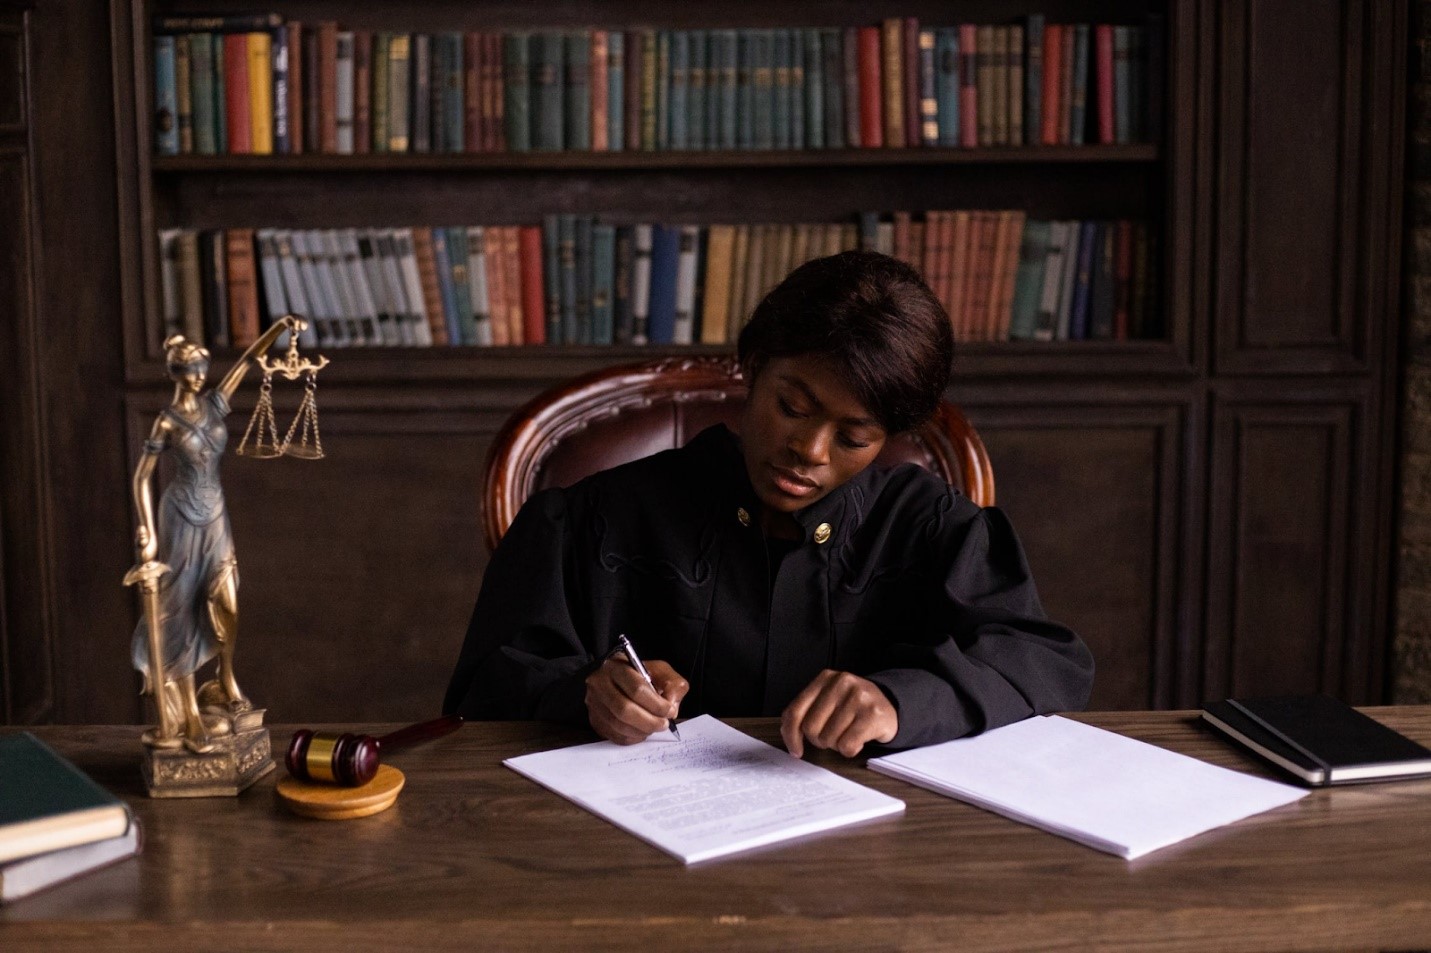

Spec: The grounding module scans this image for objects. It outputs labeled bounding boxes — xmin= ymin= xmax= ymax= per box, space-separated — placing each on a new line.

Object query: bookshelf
xmin=4 ymin=0 xmax=1399 ymax=728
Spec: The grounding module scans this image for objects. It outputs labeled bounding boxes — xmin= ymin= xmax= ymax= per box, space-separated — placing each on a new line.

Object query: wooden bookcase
xmin=0 ymin=0 xmax=1403 ymax=726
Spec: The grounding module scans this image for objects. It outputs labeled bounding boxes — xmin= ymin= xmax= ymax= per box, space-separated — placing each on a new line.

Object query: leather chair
xmin=482 ymin=356 xmax=995 ymax=551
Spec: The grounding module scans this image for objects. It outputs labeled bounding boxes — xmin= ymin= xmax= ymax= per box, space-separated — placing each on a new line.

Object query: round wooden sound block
xmin=276 ymin=764 xmax=405 ymax=820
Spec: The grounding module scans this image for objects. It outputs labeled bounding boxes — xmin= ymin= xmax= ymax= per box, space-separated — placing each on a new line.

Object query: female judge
xmin=444 ymin=252 xmax=1093 ymax=757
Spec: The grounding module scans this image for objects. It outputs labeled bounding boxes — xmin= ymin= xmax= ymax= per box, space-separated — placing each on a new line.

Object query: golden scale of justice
xmin=123 ymin=315 xmax=461 ymax=817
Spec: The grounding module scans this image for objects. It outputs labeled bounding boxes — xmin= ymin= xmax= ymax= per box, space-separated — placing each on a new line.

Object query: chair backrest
xmin=482 ymin=356 xmax=995 ymax=551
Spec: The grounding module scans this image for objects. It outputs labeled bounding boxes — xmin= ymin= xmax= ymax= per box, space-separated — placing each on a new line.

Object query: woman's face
xmin=739 ymin=354 xmax=888 ymax=516
xmin=172 ymin=360 xmax=209 ymax=393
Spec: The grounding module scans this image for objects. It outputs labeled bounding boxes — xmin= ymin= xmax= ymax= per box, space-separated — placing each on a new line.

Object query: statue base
xmin=141 ymin=712 xmax=274 ymax=798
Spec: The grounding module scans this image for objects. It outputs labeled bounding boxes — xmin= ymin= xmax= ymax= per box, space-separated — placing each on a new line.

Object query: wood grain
xmin=4 ymin=709 xmax=1430 ymax=951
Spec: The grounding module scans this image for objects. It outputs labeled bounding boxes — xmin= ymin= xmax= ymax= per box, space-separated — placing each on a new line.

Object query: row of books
xmin=156 ymin=213 xmax=1159 ymax=353
xmin=151 ymin=13 xmax=1161 ymax=157
xmin=0 ymin=734 xmax=140 ymax=905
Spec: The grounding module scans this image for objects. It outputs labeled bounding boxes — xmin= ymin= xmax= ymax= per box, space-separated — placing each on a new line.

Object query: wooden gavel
xmin=285 ymin=714 xmax=464 ymax=786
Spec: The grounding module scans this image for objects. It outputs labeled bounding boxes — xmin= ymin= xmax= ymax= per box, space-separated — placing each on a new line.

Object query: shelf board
xmin=124 ymin=339 xmax=1187 ymax=388
xmin=151 ymin=145 xmax=1159 ymax=174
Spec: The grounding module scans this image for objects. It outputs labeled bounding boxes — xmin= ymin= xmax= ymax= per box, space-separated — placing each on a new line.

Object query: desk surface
xmin=4 ymin=709 xmax=1431 ymax=952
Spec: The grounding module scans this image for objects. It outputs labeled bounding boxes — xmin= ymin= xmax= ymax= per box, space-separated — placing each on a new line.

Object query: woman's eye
xmin=838 ymin=434 xmax=871 ymax=450
xmin=777 ymin=397 xmax=806 ymax=418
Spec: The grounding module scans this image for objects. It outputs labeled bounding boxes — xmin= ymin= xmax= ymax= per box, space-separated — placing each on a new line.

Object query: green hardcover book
xmin=212 ymin=36 xmax=227 ymax=153
xmin=189 ymin=33 xmax=216 ymax=154
xmin=541 ymin=215 xmax=562 ymax=343
xmin=557 ymin=214 xmax=577 ymax=341
xmin=439 ymin=33 xmax=465 ymax=154
xmin=688 ymin=30 xmax=707 ymax=151
xmin=371 ymin=32 xmax=390 ymax=153
xmin=771 ymin=29 xmax=790 ymax=150
xmin=564 ymin=31 xmax=590 ymax=151
xmin=503 ymin=32 xmax=531 ymax=152
xmin=574 ymin=215 xmax=593 ymax=343
xmin=0 ymin=733 xmax=131 ymax=865
xmin=387 ymin=33 xmax=411 ymax=152
xmin=174 ymin=34 xmax=193 ymax=153
xmin=655 ymin=31 xmax=670 ymax=150
xmin=639 ymin=31 xmax=658 ymax=150
xmin=752 ymin=30 xmax=774 ymax=150
xmin=591 ymin=223 xmax=616 ymax=344
xmin=789 ymin=30 xmax=805 ymax=150
xmin=1008 ymin=220 xmax=1051 ymax=340
xmin=802 ymin=28 xmax=822 ymax=150
xmin=668 ymin=31 xmax=689 ymax=150
xmin=532 ymin=32 xmax=564 ymax=151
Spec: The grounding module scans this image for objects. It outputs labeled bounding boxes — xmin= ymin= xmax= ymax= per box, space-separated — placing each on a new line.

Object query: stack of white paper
xmin=867 ymin=715 xmax=1307 ymax=859
xmin=505 ymin=715 xmax=904 ymax=864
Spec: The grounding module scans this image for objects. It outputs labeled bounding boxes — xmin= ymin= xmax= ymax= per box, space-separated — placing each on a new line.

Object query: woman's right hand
xmin=136 ymin=525 xmax=157 ymax=564
xmin=584 ymin=657 xmax=689 ymax=745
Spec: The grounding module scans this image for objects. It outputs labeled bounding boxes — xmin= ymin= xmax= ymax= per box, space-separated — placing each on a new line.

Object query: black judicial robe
xmin=443 ymin=425 xmax=1094 ymax=748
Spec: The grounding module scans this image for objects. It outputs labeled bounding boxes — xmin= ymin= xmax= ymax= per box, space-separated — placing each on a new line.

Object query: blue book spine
xmin=919 ymin=30 xmax=937 ymax=146
xmin=669 ymin=30 xmax=689 ymax=150
xmin=1024 ymin=15 xmax=1044 ymax=146
xmin=858 ymin=211 xmax=880 ymax=251
xmin=430 ymin=229 xmax=462 ymax=346
xmin=574 ymin=216 xmax=593 ymax=343
xmin=701 ymin=32 xmax=720 ymax=150
xmin=607 ymin=32 xmax=624 ymax=151
xmin=441 ymin=33 xmax=465 ymax=154
xmin=591 ymin=224 xmax=616 ymax=344
xmin=190 ymin=33 xmax=217 ymax=154
xmin=753 ymin=30 xmax=774 ymax=150
xmin=821 ymin=28 xmax=844 ymax=149
xmin=533 ymin=32 xmax=564 ymax=151
xmin=789 ymin=29 xmax=805 ymax=150
xmin=772 ymin=29 xmax=790 ymax=150
xmin=541 ymin=215 xmax=562 ymax=344
xmin=803 ymin=29 xmax=823 ymax=149
xmin=687 ymin=30 xmax=707 ymax=150
xmin=656 ymin=31 xmax=671 ymax=150
xmin=271 ymin=27 xmax=290 ymax=154
xmin=565 ymin=31 xmax=591 ymax=151
xmin=502 ymin=33 xmax=529 ymax=152
xmin=718 ymin=31 xmax=739 ymax=150
xmin=1070 ymin=24 xmax=1091 ymax=146
xmin=446 ymin=227 xmax=476 ymax=345
xmin=154 ymin=36 xmax=179 ymax=154
xmin=935 ymin=28 xmax=959 ymax=147
xmin=1069 ymin=220 xmax=1099 ymax=340
xmin=212 ymin=38 xmax=227 ymax=153
xmin=646 ymin=224 xmax=680 ymax=345
xmin=737 ymin=31 xmax=756 ymax=149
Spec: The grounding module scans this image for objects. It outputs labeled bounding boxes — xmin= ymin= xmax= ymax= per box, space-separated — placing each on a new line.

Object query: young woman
xmin=444 ymin=252 xmax=1092 ymax=757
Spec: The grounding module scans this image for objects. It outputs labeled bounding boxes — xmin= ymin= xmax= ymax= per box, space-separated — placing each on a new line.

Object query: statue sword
xmin=123 ymin=559 xmax=177 ymax=745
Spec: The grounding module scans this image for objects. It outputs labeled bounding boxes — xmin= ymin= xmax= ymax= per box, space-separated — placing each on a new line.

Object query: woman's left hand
xmin=780 ymin=669 xmax=898 ymax=759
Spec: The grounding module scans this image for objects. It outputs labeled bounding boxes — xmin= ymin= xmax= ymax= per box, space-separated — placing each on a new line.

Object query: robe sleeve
xmin=441 ymin=488 xmax=595 ymax=723
xmin=864 ymin=504 xmax=1095 ymax=748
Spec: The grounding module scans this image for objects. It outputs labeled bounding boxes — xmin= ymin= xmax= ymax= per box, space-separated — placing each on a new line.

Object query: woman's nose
xmin=789 ymin=425 xmax=832 ymax=466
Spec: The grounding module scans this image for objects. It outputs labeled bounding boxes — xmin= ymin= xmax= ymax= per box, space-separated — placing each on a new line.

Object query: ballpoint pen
xmin=615 ymin=634 xmax=682 ymax=741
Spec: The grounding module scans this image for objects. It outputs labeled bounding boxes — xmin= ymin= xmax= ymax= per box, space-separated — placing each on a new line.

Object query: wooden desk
xmin=4 ymin=710 xmax=1431 ymax=952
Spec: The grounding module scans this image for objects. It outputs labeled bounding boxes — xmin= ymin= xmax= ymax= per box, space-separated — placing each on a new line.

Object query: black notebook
xmin=1201 ymin=695 xmax=1431 ymax=787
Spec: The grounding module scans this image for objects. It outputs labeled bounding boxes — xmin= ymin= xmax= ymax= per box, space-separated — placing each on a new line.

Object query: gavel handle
xmin=375 ymin=714 xmax=465 ymax=752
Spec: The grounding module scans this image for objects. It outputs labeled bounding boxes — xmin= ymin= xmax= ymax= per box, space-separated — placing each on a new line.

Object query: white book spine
xmin=375 ymin=230 xmax=411 ymax=346
xmin=335 ymin=32 xmax=355 ymax=154
xmin=631 ymin=223 xmax=653 ymax=346
xmin=466 ymin=226 xmax=493 ymax=347
xmin=672 ymin=225 xmax=700 ymax=345
xmin=393 ymin=227 xmax=435 ymax=347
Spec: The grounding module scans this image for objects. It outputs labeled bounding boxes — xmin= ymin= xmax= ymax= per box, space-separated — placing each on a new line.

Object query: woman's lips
xmin=769 ymin=464 xmax=818 ymax=498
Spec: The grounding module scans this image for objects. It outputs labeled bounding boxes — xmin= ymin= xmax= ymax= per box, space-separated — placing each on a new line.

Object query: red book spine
xmin=285 ymin=22 xmax=303 ymax=154
xmin=902 ymin=17 xmax=921 ymax=147
xmin=464 ymin=32 xmax=482 ymax=152
xmin=224 ymin=228 xmax=260 ymax=346
xmin=223 ymin=34 xmax=251 ymax=153
xmin=318 ymin=21 xmax=338 ymax=153
xmin=1040 ymin=24 xmax=1062 ymax=145
xmin=842 ymin=26 xmax=862 ymax=147
xmin=957 ymin=25 xmax=977 ymax=148
xmin=519 ymin=226 xmax=546 ymax=345
xmin=502 ymin=226 xmax=524 ymax=344
xmin=1095 ymin=24 xmax=1115 ymax=144
xmin=591 ymin=30 xmax=609 ymax=151
xmin=858 ymin=27 xmax=883 ymax=149
xmin=483 ymin=32 xmax=504 ymax=151
xmin=487 ymin=226 xmax=509 ymax=346
xmin=1114 ymin=219 xmax=1133 ymax=339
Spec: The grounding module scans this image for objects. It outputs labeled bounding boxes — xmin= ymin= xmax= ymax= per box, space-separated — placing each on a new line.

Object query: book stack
xmin=0 ymin=733 xmax=141 ymax=905
xmin=156 ymin=211 xmax=1158 ymax=352
xmin=151 ymin=13 xmax=1163 ymax=156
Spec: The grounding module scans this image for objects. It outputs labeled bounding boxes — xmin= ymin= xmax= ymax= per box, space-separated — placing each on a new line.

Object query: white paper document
xmin=867 ymin=715 xmax=1308 ymax=860
xmin=503 ymin=715 xmax=905 ymax=864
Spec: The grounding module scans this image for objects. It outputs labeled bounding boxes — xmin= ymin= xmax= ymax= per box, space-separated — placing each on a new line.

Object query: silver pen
xmin=616 ymin=634 xmax=682 ymax=741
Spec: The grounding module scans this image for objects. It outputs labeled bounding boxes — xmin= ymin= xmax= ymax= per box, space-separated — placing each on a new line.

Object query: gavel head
xmin=285 ymin=729 xmax=380 ymax=786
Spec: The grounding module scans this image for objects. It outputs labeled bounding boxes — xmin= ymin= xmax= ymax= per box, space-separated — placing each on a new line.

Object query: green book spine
xmin=533 ymin=32 xmax=564 ymax=150
xmin=639 ymin=31 xmax=658 ymax=150
xmin=440 ymin=33 xmax=465 ymax=153
xmin=802 ymin=29 xmax=822 ymax=150
xmin=541 ymin=215 xmax=562 ymax=343
xmin=689 ymin=30 xmax=708 ymax=151
xmin=564 ymin=31 xmax=590 ymax=151
xmin=1008 ymin=220 xmax=1051 ymax=340
xmin=445 ymin=227 xmax=476 ymax=344
xmin=574 ymin=215 xmax=593 ymax=343
xmin=189 ymin=33 xmax=217 ymax=154
xmin=503 ymin=32 xmax=531 ymax=152
xmin=668 ymin=30 xmax=689 ymax=149
xmin=718 ymin=31 xmax=738 ymax=150
xmin=557 ymin=214 xmax=577 ymax=341
xmin=387 ymin=33 xmax=411 ymax=151
xmin=771 ymin=30 xmax=789 ymax=150
xmin=821 ymin=28 xmax=843 ymax=149
xmin=371 ymin=33 xmax=390 ymax=153
xmin=656 ymin=31 xmax=670 ymax=150
xmin=591 ymin=223 xmax=616 ymax=344
xmin=737 ymin=30 xmax=755 ymax=149
xmin=212 ymin=37 xmax=227 ymax=153
xmin=606 ymin=32 xmax=624 ymax=152
xmin=753 ymin=30 xmax=774 ymax=150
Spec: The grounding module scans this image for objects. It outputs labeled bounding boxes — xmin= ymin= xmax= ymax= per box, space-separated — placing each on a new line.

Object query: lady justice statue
xmin=124 ymin=314 xmax=323 ymax=797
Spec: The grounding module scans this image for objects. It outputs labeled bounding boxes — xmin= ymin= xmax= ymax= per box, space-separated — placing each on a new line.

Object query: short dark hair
xmin=736 ymin=250 xmax=954 ymax=434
